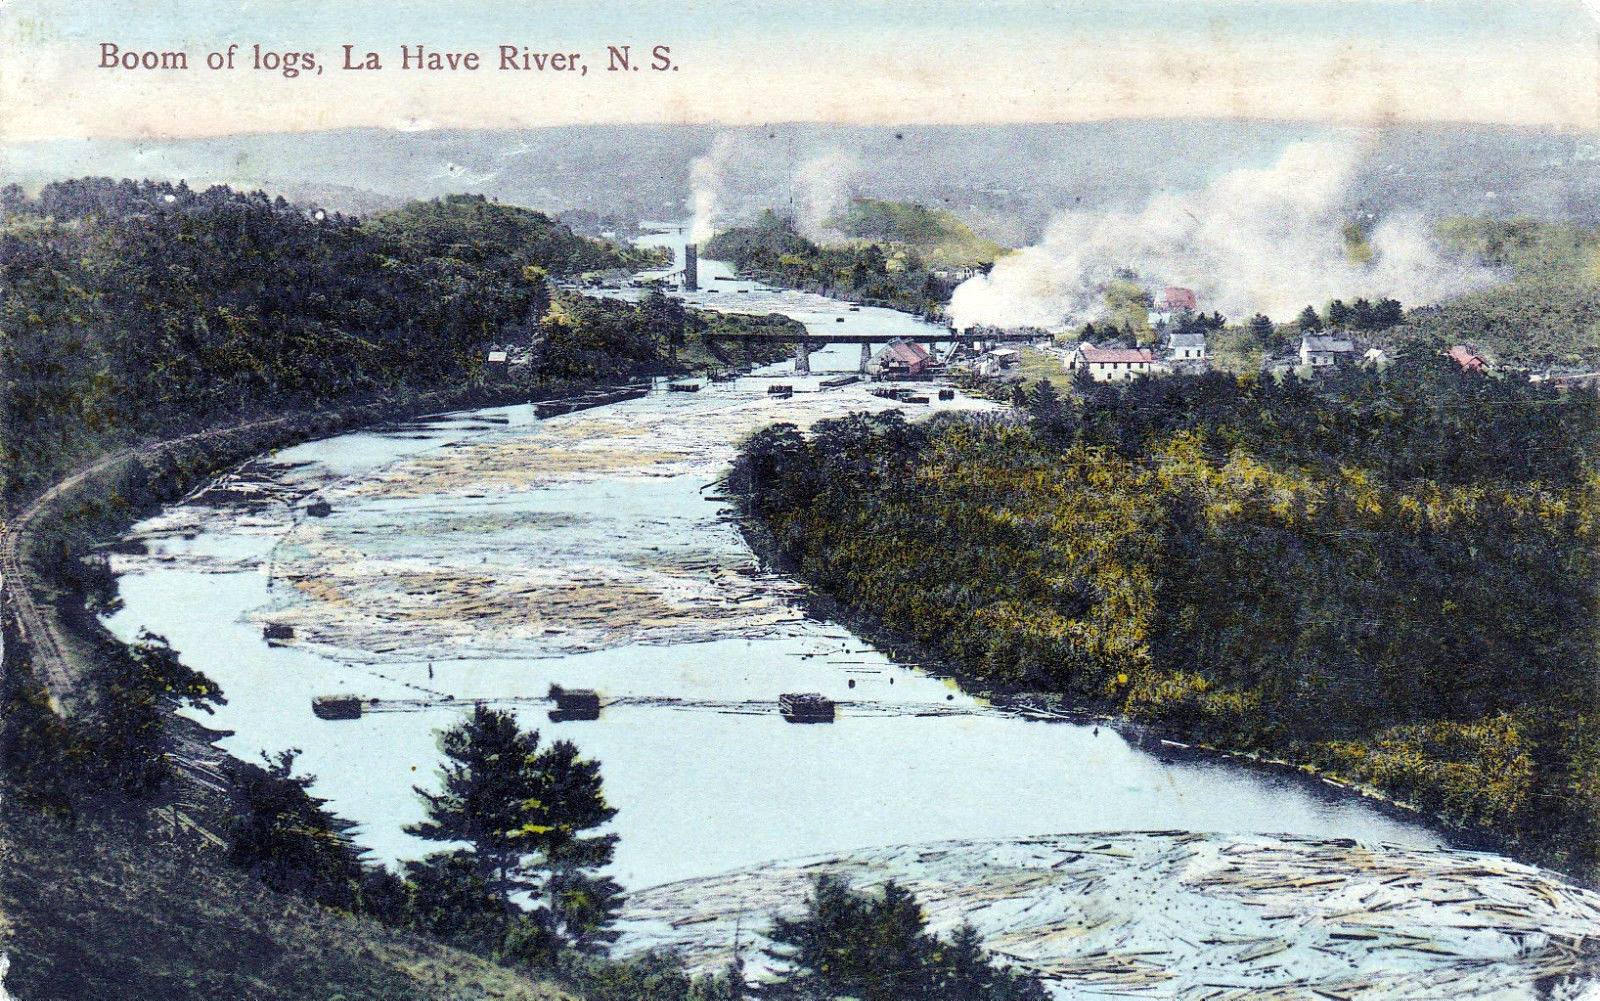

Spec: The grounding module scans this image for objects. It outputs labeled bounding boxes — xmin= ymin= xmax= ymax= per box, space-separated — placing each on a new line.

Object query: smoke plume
xmin=947 ymin=137 xmax=1494 ymax=331
xmin=687 ymin=132 xmax=860 ymax=243
xmin=688 ymin=133 xmax=740 ymax=244
xmin=791 ymin=150 xmax=860 ymax=241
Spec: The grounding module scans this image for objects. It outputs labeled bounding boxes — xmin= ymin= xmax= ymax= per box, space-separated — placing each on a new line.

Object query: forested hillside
xmin=0 ymin=181 xmax=672 ymax=500
xmin=733 ymin=361 xmax=1600 ymax=878
xmin=1397 ymin=217 xmax=1600 ymax=367
xmin=706 ymin=211 xmax=958 ymax=319
xmin=831 ymin=198 xmax=1004 ymax=267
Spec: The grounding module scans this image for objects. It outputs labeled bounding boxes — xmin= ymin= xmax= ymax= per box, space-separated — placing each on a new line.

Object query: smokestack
xmin=684 ymin=243 xmax=699 ymax=292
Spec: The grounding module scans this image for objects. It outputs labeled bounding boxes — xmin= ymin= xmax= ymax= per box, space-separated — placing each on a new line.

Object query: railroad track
xmin=0 ymin=414 xmax=304 ymax=712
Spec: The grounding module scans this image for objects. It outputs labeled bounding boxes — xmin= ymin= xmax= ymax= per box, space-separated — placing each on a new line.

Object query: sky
xmin=1 ymin=0 xmax=1597 ymax=140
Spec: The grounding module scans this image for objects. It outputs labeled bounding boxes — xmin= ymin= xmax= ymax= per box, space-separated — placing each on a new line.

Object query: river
xmin=102 ymin=228 xmax=1438 ymax=893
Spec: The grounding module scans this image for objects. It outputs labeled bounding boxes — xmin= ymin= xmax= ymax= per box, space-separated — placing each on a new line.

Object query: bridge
xmin=698 ymin=327 xmax=1040 ymax=374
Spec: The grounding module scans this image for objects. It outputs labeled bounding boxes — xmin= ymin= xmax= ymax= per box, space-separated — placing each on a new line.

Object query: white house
xmin=1298 ymin=335 xmax=1356 ymax=368
xmin=1067 ymin=343 xmax=1158 ymax=382
xmin=1166 ymin=331 xmax=1207 ymax=363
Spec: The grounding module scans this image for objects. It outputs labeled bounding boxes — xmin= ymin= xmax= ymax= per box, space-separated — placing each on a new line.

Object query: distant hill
xmin=6 ymin=122 xmax=1599 ymax=241
xmin=830 ymin=198 xmax=1005 ymax=266
xmin=1395 ymin=217 xmax=1600 ymax=368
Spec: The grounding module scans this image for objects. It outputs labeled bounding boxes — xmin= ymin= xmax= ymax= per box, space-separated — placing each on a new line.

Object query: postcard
xmin=2 ymin=2 xmax=1599 ymax=999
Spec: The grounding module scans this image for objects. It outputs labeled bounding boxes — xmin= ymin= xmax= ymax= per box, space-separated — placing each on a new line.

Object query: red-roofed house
xmin=1163 ymin=286 xmax=1198 ymax=311
xmin=870 ymin=339 xmax=933 ymax=378
xmin=1068 ymin=343 xmax=1158 ymax=382
xmin=1448 ymin=345 xmax=1490 ymax=373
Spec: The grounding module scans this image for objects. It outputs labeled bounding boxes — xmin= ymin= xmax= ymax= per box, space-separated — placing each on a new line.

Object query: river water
xmin=102 ymin=229 xmax=1438 ymax=892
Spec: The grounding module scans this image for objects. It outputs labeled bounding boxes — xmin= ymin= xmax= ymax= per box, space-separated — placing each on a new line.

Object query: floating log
xmin=312 ymin=694 xmax=363 ymax=721
xmin=939 ymin=388 xmax=956 ymax=400
xmin=549 ymin=684 xmax=601 ymax=722
xmin=668 ymin=382 xmax=702 ymax=393
xmin=820 ymin=375 xmax=860 ymax=389
xmin=263 ymin=623 xmax=295 ymax=642
xmin=305 ymin=499 xmax=333 ymax=518
xmin=780 ymin=692 xmax=836 ymax=724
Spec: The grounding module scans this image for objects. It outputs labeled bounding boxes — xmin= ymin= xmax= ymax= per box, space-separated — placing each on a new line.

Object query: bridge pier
xmin=794 ymin=338 xmax=812 ymax=375
xmin=859 ymin=342 xmax=872 ymax=374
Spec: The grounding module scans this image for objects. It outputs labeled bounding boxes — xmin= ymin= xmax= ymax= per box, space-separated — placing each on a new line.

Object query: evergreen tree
xmin=407 ymin=705 xmax=619 ymax=951
xmin=1296 ymin=304 xmax=1323 ymax=332
xmin=225 ymin=748 xmax=365 ymax=909
xmin=89 ymin=631 xmax=223 ymax=798
xmin=1248 ymin=313 xmax=1275 ymax=345
xmin=1350 ymin=297 xmax=1375 ymax=330
xmin=858 ymin=881 xmax=937 ymax=1001
xmin=1326 ymin=299 xmax=1351 ymax=328
xmin=1374 ymin=297 xmax=1404 ymax=329
xmin=935 ymin=924 xmax=1048 ymax=1001
xmin=763 ymin=877 xmax=1045 ymax=1001
xmin=1025 ymin=379 xmax=1063 ymax=423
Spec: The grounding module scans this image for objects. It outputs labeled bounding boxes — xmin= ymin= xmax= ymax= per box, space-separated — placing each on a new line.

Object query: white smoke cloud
xmin=688 ymin=133 xmax=741 ymax=244
xmin=688 ymin=133 xmax=861 ymax=244
xmin=792 ymin=150 xmax=860 ymax=241
xmin=947 ymin=137 xmax=1495 ymax=331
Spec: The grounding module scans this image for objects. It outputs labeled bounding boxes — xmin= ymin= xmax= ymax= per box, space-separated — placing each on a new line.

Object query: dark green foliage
xmin=0 ymin=670 xmax=85 ymax=814
xmin=0 ymin=179 xmax=647 ymax=501
xmin=401 ymin=849 xmax=508 ymax=951
xmin=224 ymin=749 xmax=368 ymax=911
xmin=762 ymin=876 xmax=1046 ymax=1001
xmin=735 ymin=358 xmax=1600 ymax=877
xmin=704 ymin=212 xmax=952 ymax=319
xmin=363 ymin=193 xmax=645 ymax=275
xmin=0 ymin=792 xmax=572 ymax=1001
xmin=84 ymin=631 xmax=223 ymax=798
xmin=1295 ymin=305 xmax=1323 ymax=332
xmin=407 ymin=705 xmax=620 ymax=954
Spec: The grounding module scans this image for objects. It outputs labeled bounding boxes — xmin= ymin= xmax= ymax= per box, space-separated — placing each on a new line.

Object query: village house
xmin=1148 ymin=286 xmax=1198 ymax=326
xmin=932 ymin=265 xmax=981 ymax=283
xmin=1298 ymin=334 xmax=1356 ymax=369
xmin=1166 ymin=331 xmax=1207 ymax=364
xmin=485 ymin=349 xmax=510 ymax=375
xmin=1067 ymin=343 xmax=1158 ymax=382
xmin=1448 ymin=344 xmax=1490 ymax=373
xmin=870 ymin=339 xmax=934 ymax=379
xmin=1164 ymin=286 xmax=1198 ymax=311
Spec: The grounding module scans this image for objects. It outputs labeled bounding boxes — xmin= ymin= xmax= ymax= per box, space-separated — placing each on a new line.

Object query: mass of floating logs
xmin=534 ymin=384 xmax=650 ymax=419
xmin=613 ymin=832 xmax=1600 ymax=999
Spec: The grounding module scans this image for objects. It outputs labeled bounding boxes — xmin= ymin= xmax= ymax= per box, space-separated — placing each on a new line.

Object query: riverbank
xmin=728 ymin=380 xmax=1600 ymax=885
xmin=733 ymin=497 xmax=1494 ymax=861
xmin=0 ymin=374 xmax=698 ymax=1001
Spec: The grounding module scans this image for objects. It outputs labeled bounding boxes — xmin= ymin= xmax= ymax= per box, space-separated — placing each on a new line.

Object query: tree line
xmin=0 ymin=180 xmax=669 ymax=502
xmin=705 ymin=211 xmax=957 ymax=320
xmin=732 ymin=357 xmax=1600 ymax=879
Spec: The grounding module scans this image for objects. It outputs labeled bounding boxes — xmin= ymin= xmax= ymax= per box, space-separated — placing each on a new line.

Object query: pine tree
xmin=1327 ymin=299 xmax=1350 ymax=328
xmin=1296 ymin=305 xmax=1323 ymax=332
xmin=937 ymin=924 xmax=995 ymax=999
xmin=763 ymin=875 xmax=865 ymax=999
xmin=407 ymin=705 xmax=618 ymax=951
xmin=1025 ymin=379 xmax=1063 ymax=424
xmin=408 ymin=706 xmax=543 ymax=915
xmin=859 ymin=881 xmax=937 ymax=1001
